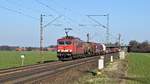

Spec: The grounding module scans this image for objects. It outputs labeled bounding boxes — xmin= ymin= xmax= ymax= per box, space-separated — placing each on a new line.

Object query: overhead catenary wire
xmin=86 ymin=14 xmax=110 ymax=44
xmin=50 ymin=1 xmax=111 ymax=42
xmin=35 ymin=0 xmax=60 ymax=15
xmin=0 ymin=5 xmax=39 ymax=20
xmin=35 ymin=0 xmax=84 ymax=37
xmin=37 ymin=0 xmax=96 ymax=38
xmin=80 ymin=24 xmax=118 ymax=43
xmin=4 ymin=0 xmax=44 ymax=14
xmin=35 ymin=0 xmax=79 ymax=25
xmin=50 ymin=0 xmax=70 ymax=11
xmin=35 ymin=0 xmax=118 ymax=43
xmin=49 ymin=0 xmax=87 ymax=23
xmin=49 ymin=0 xmax=110 ymax=37
xmin=43 ymin=15 xmax=62 ymax=28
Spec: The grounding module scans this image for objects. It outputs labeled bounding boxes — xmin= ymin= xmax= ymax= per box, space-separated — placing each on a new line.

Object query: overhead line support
xmin=87 ymin=14 xmax=110 ymax=44
xmin=40 ymin=14 xmax=45 ymax=60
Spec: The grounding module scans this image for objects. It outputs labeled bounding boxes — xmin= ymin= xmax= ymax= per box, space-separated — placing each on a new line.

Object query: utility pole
xmin=39 ymin=14 xmax=61 ymax=63
xmin=106 ymin=14 xmax=109 ymax=44
xmin=40 ymin=14 xmax=43 ymax=52
xmin=118 ymin=33 xmax=121 ymax=49
xmin=87 ymin=33 xmax=90 ymax=42
xmin=40 ymin=14 xmax=45 ymax=63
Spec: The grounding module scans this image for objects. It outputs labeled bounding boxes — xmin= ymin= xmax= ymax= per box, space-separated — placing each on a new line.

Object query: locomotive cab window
xmin=65 ymin=41 xmax=72 ymax=45
xmin=58 ymin=41 xmax=71 ymax=45
xmin=58 ymin=41 xmax=64 ymax=45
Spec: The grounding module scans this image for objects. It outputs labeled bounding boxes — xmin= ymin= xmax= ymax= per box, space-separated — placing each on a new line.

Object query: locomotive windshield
xmin=58 ymin=41 xmax=72 ymax=45
xmin=65 ymin=41 xmax=71 ymax=45
xmin=58 ymin=41 xmax=64 ymax=45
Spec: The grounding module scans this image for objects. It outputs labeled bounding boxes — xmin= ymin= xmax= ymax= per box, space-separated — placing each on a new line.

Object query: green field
xmin=75 ymin=53 xmax=150 ymax=84
xmin=0 ymin=51 xmax=57 ymax=69
xmin=127 ymin=53 xmax=150 ymax=84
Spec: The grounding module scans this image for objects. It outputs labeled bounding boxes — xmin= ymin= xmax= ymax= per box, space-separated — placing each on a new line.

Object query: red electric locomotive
xmin=57 ymin=36 xmax=84 ymax=60
xmin=57 ymin=35 xmax=107 ymax=61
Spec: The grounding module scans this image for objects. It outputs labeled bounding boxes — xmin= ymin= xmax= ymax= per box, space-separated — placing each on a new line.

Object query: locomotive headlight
xmin=61 ymin=50 xmax=64 ymax=52
xmin=69 ymin=50 xmax=72 ymax=52
xmin=57 ymin=50 xmax=61 ymax=52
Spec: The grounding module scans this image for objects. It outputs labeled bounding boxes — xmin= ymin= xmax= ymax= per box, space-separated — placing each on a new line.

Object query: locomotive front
xmin=57 ymin=37 xmax=73 ymax=60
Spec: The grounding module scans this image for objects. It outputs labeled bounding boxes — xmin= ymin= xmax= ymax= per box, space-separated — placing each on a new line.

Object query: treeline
xmin=0 ymin=46 xmax=18 ymax=51
xmin=0 ymin=45 xmax=39 ymax=51
xmin=129 ymin=40 xmax=150 ymax=53
xmin=0 ymin=45 xmax=57 ymax=51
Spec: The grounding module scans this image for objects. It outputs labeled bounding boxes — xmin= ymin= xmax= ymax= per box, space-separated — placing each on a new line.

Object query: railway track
xmin=0 ymin=61 xmax=60 ymax=76
xmin=0 ymin=55 xmax=101 ymax=84
xmin=0 ymin=61 xmax=63 ymax=83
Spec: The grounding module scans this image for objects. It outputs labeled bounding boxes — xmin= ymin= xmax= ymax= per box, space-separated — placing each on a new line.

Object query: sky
xmin=0 ymin=0 xmax=150 ymax=47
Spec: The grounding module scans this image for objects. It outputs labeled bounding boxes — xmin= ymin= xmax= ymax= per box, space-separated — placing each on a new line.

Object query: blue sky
xmin=0 ymin=0 xmax=150 ymax=47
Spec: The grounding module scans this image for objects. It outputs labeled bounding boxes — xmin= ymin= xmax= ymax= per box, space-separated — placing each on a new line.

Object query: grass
xmin=127 ymin=53 xmax=150 ymax=84
xmin=76 ymin=53 xmax=150 ymax=84
xmin=77 ymin=73 xmax=124 ymax=84
xmin=0 ymin=51 xmax=57 ymax=69
xmin=75 ymin=61 xmax=122 ymax=84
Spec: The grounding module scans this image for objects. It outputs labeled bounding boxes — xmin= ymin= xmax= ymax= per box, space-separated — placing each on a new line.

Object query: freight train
xmin=57 ymin=36 xmax=119 ymax=61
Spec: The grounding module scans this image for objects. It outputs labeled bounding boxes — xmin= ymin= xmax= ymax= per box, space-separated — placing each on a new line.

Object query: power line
xmin=35 ymin=0 xmax=79 ymax=25
xmin=35 ymin=0 xmax=84 ymax=36
xmin=48 ymin=0 xmax=113 ymax=43
xmin=50 ymin=0 xmax=70 ymax=11
xmin=0 ymin=5 xmax=39 ymax=20
xmin=49 ymin=0 xmax=86 ymax=23
xmin=43 ymin=15 xmax=62 ymax=28
xmin=87 ymin=14 xmax=110 ymax=44
xmin=35 ymin=0 xmax=113 ymax=43
xmin=35 ymin=0 xmax=88 ymax=39
xmin=5 ymin=0 xmax=44 ymax=14
xmin=35 ymin=0 xmax=60 ymax=14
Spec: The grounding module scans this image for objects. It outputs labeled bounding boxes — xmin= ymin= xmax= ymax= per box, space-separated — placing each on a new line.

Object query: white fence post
xmin=21 ymin=55 xmax=25 ymax=66
xmin=98 ymin=56 xmax=104 ymax=70
xmin=110 ymin=56 xmax=113 ymax=62
xmin=119 ymin=51 xmax=125 ymax=59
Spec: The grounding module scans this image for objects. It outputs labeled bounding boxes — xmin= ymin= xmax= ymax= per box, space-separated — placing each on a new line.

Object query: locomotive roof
xmin=58 ymin=36 xmax=82 ymax=41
